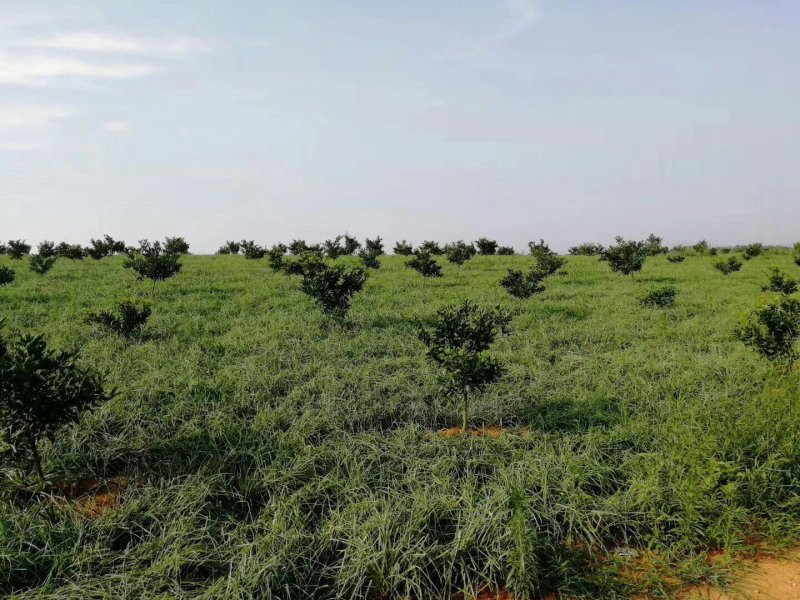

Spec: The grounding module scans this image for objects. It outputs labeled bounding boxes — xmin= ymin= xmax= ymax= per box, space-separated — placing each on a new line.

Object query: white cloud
xmin=0 ymin=105 xmax=74 ymax=132
xmin=102 ymin=120 xmax=131 ymax=134
xmin=0 ymin=138 xmax=50 ymax=151
xmin=19 ymin=32 xmax=208 ymax=57
xmin=0 ymin=105 xmax=73 ymax=151
xmin=0 ymin=51 xmax=155 ymax=85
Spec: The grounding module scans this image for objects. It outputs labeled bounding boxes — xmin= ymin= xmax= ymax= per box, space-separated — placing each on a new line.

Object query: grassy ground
xmin=1 ymin=251 xmax=800 ymax=599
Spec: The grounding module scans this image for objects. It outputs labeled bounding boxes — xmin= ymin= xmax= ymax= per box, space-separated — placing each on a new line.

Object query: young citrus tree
xmin=445 ymin=241 xmax=477 ymax=266
xmin=88 ymin=300 xmax=152 ymax=338
xmin=419 ymin=240 xmax=444 ymax=255
xmin=417 ymin=301 xmax=512 ymax=432
xmin=643 ymin=233 xmax=668 ymax=256
xmin=394 ymin=241 xmax=414 ymax=256
xmin=496 ymin=246 xmax=515 ymax=255
xmin=323 ymin=236 xmax=345 ymax=259
xmin=299 ymin=262 xmax=368 ymax=322
xmin=164 ymin=236 xmax=190 ymax=255
xmin=364 ymin=237 xmax=384 ymax=256
xmin=666 ymin=254 xmax=686 ymax=263
xmin=736 ymin=296 xmax=800 ymax=366
xmin=267 ymin=244 xmax=289 ymax=272
xmin=87 ymin=235 xmax=126 ymax=259
xmin=714 ymin=256 xmax=743 ymax=275
xmin=86 ymin=239 xmax=109 ymax=260
xmin=342 ymin=234 xmax=361 ymax=255
xmin=279 ymin=251 xmax=328 ymax=277
xmin=762 ymin=268 xmax=798 ymax=295
xmin=123 ymin=239 xmax=182 ymax=294
xmin=288 ymin=239 xmax=309 ymax=255
xmin=568 ymin=243 xmax=604 ymax=256
xmin=535 ymin=253 xmax=566 ymax=276
xmin=37 ymin=241 xmax=56 ymax=258
xmin=526 ymin=240 xmax=565 ymax=275
xmin=358 ymin=248 xmax=381 ymax=270
xmin=406 ymin=250 xmax=442 ymax=278
xmin=600 ymin=237 xmax=648 ymax=276
xmin=640 ymin=286 xmax=677 ymax=308
xmin=240 ymin=240 xmax=266 ymax=259
xmin=55 ymin=243 xmax=85 ymax=260
xmin=500 ymin=268 xmax=546 ymax=298
xmin=29 ymin=254 xmax=57 ymax=275
xmin=527 ymin=239 xmax=554 ymax=259
xmin=217 ymin=240 xmax=241 ymax=255
xmin=475 ymin=238 xmax=498 ymax=255
xmin=6 ymin=240 xmax=31 ymax=260
xmin=105 ymin=235 xmax=126 ymax=255
xmin=0 ymin=323 xmax=114 ymax=483
xmin=743 ymin=243 xmax=764 ymax=260
xmin=0 ymin=266 xmax=15 ymax=286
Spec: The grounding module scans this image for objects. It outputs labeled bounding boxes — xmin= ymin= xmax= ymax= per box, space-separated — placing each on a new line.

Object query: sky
xmin=1 ymin=0 xmax=799 ymax=253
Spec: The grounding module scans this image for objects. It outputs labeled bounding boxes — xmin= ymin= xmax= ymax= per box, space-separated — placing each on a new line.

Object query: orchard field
xmin=2 ymin=245 xmax=800 ymax=599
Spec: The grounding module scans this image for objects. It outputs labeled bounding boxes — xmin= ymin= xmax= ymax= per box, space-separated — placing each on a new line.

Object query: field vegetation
xmin=2 ymin=239 xmax=800 ymax=599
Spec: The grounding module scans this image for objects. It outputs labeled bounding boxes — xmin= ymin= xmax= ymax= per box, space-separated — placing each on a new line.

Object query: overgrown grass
xmin=2 ymin=251 xmax=800 ymax=599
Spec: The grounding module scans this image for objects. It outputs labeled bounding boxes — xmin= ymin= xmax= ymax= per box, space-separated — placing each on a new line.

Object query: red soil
xmin=45 ymin=477 xmax=130 ymax=517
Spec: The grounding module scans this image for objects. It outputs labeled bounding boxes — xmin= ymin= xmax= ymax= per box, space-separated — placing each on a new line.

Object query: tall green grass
xmin=1 ymin=251 xmax=800 ymax=598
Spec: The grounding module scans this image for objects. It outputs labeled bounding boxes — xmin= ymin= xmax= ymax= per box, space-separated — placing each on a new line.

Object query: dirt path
xmin=680 ymin=549 xmax=800 ymax=600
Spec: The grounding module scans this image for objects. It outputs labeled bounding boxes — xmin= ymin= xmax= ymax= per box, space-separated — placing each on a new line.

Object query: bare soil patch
xmin=679 ymin=548 xmax=800 ymax=600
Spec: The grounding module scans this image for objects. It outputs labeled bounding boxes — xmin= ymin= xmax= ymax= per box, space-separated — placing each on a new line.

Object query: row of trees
xmin=568 ymin=237 xmax=777 ymax=259
xmin=0 ymin=238 xmax=187 ymax=289
xmin=4 ymin=235 xmax=787 ymax=261
xmin=0 ymin=236 xmax=190 ymax=261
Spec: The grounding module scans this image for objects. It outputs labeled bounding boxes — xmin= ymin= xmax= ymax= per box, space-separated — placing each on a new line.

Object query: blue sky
xmin=1 ymin=1 xmax=799 ymax=253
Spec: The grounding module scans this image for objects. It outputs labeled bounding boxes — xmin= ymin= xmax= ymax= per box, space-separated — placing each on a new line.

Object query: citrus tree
xmin=88 ymin=300 xmax=151 ymax=338
xmin=240 ymin=240 xmax=266 ymax=259
xmin=6 ymin=240 xmax=31 ymax=260
xmin=568 ymin=243 xmax=604 ymax=256
xmin=500 ymin=268 xmax=547 ymax=298
xmin=164 ymin=236 xmax=190 ymax=254
xmin=417 ymin=301 xmax=511 ymax=432
xmin=37 ymin=241 xmax=56 ymax=258
xmin=299 ymin=262 xmax=368 ymax=322
xmin=55 ymin=243 xmax=85 ymax=260
xmin=394 ymin=241 xmax=413 ymax=256
xmin=29 ymin=254 xmax=57 ymax=275
xmin=737 ymin=296 xmax=800 ymax=366
xmin=600 ymin=237 xmax=648 ymax=276
xmin=445 ymin=241 xmax=477 ymax=266
xmin=762 ymin=268 xmax=798 ymax=295
xmin=123 ymin=239 xmax=182 ymax=294
xmin=0 ymin=322 xmax=114 ymax=483
xmin=407 ymin=251 xmax=442 ymax=278
xmin=475 ymin=238 xmax=498 ymax=255
xmin=0 ymin=266 xmax=15 ymax=286
xmin=714 ymin=256 xmax=743 ymax=275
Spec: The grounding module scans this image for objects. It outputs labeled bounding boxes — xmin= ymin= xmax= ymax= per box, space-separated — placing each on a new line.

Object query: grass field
xmin=2 ymin=250 xmax=800 ymax=599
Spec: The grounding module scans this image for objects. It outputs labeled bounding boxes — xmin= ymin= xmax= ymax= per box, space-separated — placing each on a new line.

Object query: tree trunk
xmin=462 ymin=387 xmax=469 ymax=432
xmin=28 ymin=434 xmax=45 ymax=484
